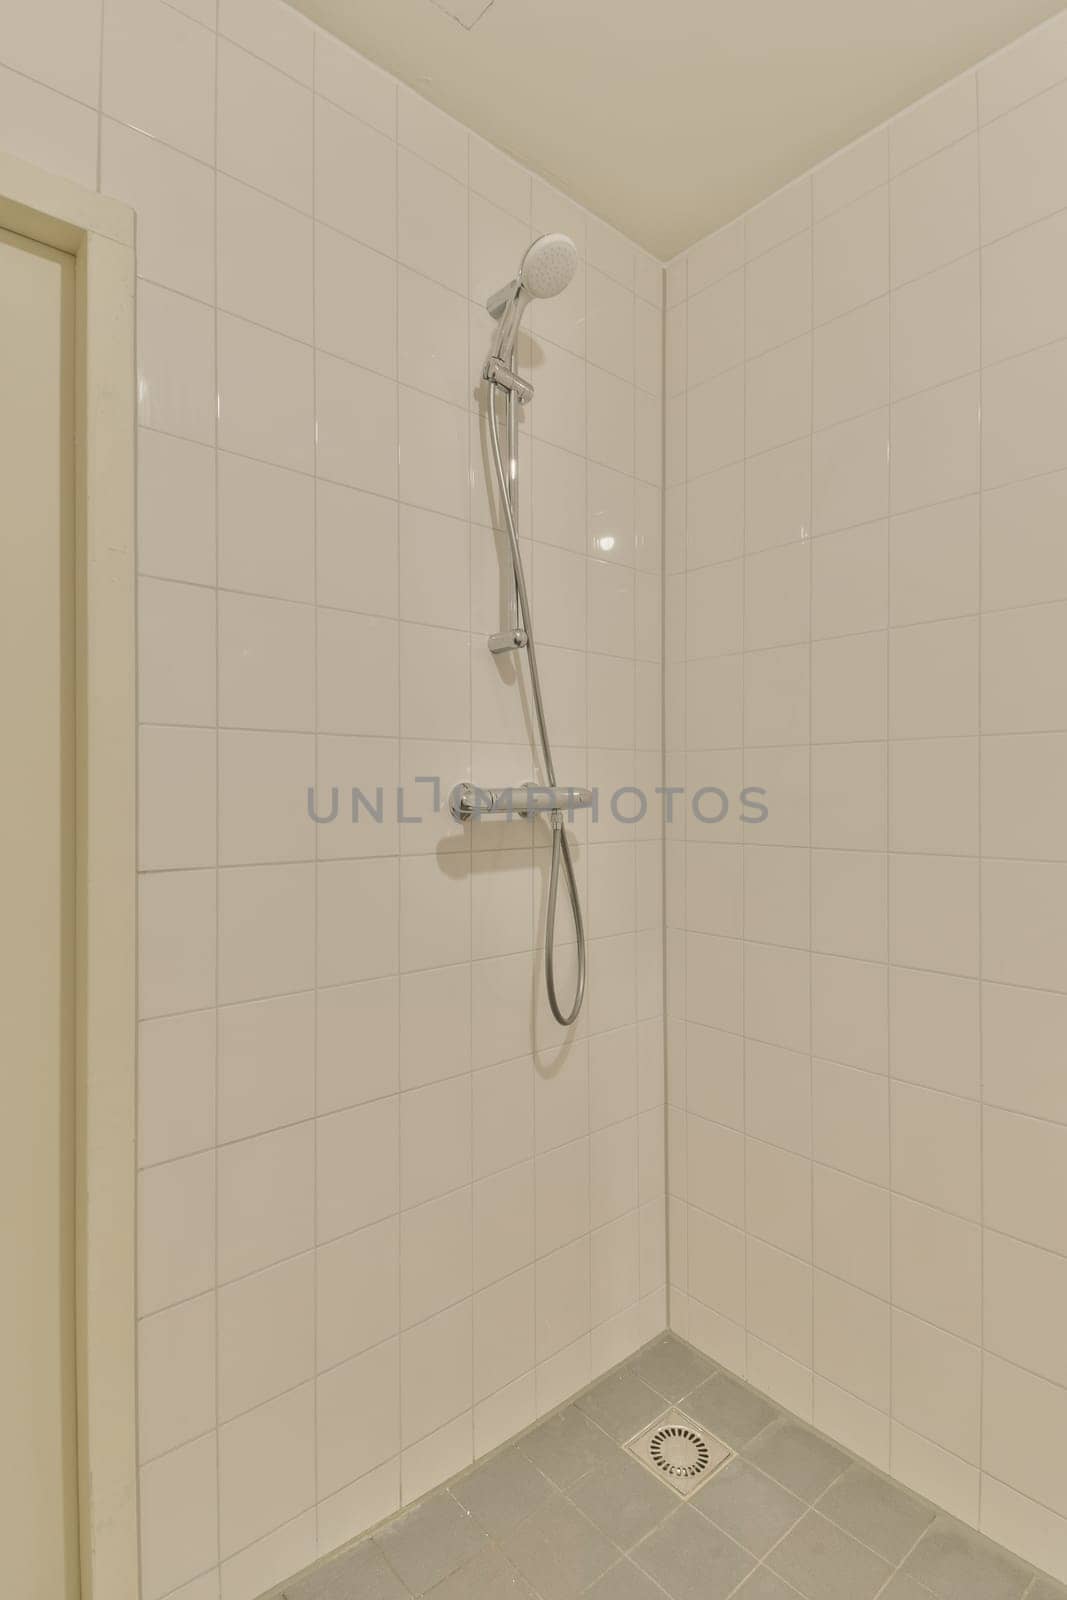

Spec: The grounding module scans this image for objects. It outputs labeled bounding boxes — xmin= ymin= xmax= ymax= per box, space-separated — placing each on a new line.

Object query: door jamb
xmin=0 ymin=150 xmax=138 ymax=1600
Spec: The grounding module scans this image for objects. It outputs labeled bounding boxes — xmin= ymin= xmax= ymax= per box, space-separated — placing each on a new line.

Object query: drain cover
xmin=626 ymin=1410 xmax=732 ymax=1498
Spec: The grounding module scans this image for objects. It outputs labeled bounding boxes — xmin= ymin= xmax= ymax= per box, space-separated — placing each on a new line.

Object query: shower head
xmin=486 ymin=233 xmax=578 ymax=373
xmin=519 ymin=233 xmax=579 ymax=299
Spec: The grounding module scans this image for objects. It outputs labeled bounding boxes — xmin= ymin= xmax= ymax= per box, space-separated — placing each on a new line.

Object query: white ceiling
xmin=290 ymin=0 xmax=1067 ymax=258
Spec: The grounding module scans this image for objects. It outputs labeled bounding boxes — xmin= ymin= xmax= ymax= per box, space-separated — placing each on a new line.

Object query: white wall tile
xmin=317 ymin=1099 xmax=399 ymax=1243
xmin=317 ymin=354 xmax=398 ymax=498
xmin=0 ymin=61 xmax=92 ymax=185
xmin=220 ymin=0 xmax=312 ymax=82
xmin=401 ymin=1299 xmax=472 ymax=1448
xmin=218 ymin=1383 xmax=315 ymax=1557
xmin=315 ymin=95 xmax=396 ymax=256
xmin=218 ymin=313 xmax=314 ymax=472
xmin=984 ymin=1106 xmax=1067 ymax=1257
xmin=217 ymin=1122 xmax=315 ymax=1282
xmin=102 ymin=0 xmax=214 ymax=161
xmin=139 ymin=725 xmax=217 ymax=871
xmin=139 ymin=869 xmax=217 ymax=1019
xmin=891 ymin=254 xmax=979 ymax=401
xmin=102 ymin=118 xmax=214 ymax=302
xmin=316 ymin=481 xmax=398 ymax=617
xmin=139 ymin=1433 xmax=219 ymax=1600
xmin=982 ymin=1355 xmax=1067 ymax=1522
xmin=139 ymin=1010 xmax=216 ymax=1169
xmin=318 ymin=1340 xmax=399 ymax=1498
xmin=217 ymin=1253 xmax=315 ymax=1422
xmin=890 ymin=136 xmax=979 ymax=287
xmin=217 ymin=991 xmax=315 ymax=1141
xmin=138 ymin=1291 xmax=216 ymax=1462
xmin=138 ymin=283 xmax=216 ymax=445
xmin=891 ymin=1309 xmax=980 ymax=1463
xmin=218 ymin=39 xmax=312 ymax=212
xmin=891 ymin=74 xmax=977 ymax=176
xmin=813 ymin=1058 xmax=889 ymax=1186
xmin=138 ymin=1151 xmax=216 ymax=1315
xmin=314 ymin=29 xmax=396 ymax=134
xmin=814 ymin=1271 xmax=890 ymax=1410
xmin=218 ymin=177 xmax=313 ymax=343
xmin=814 ymin=186 xmax=888 ymax=325
xmin=217 ymin=863 xmax=315 ymax=1004
xmin=980 ymin=78 xmax=1067 ymax=244
xmin=316 ymin=1217 xmax=399 ymax=1372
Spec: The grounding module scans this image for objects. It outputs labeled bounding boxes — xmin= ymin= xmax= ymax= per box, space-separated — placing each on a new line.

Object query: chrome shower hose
xmin=486 ymin=376 xmax=587 ymax=1027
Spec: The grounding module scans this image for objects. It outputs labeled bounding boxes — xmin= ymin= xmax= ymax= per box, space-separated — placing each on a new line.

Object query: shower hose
xmin=487 ymin=375 xmax=587 ymax=1027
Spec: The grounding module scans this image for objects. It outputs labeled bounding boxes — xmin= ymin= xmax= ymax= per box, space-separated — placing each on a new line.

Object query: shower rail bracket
xmin=484 ymin=356 xmax=534 ymax=402
xmin=488 ymin=627 xmax=528 ymax=653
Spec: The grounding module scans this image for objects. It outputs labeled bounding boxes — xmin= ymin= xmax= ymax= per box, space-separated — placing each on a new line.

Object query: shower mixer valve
xmin=449 ymin=782 xmax=594 ymax=822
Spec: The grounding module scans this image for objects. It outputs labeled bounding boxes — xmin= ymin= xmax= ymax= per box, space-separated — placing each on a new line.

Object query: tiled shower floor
xmin=278 ymin=1334 xmax=1066 ymax=1600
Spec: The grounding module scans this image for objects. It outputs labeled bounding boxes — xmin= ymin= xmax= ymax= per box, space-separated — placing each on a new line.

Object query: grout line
xmin=975 ymin=82 xmax=988 ymax=1545
xmin=209 ymin=8 xmax=223 ymax=1587
xmin=309 ymin=60 xmax=324 ymax=1555
xmin=885 ymin=115 xmax=897 ymax=1464
xmin=805 ymin=177 xmax=817 ymax=1428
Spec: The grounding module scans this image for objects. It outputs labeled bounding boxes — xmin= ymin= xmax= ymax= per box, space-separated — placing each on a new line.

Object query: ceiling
xmin=289 ymin=0 xmax=1067 ymax=258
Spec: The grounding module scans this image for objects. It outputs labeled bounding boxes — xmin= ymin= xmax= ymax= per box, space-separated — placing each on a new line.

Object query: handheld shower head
xmin=519 ymin=233 xmax=579 ymax=299
xmin=486 ymin=233 xmax=578 ymax=373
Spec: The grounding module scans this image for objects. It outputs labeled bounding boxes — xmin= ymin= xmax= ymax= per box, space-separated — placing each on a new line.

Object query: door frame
xmin=0 ymin=151 xmax=137 ymax=1599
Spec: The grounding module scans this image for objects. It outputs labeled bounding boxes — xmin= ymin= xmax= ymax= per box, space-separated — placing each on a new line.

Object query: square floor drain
xmin=625 ymin=1409 xmax=733 ymax=1498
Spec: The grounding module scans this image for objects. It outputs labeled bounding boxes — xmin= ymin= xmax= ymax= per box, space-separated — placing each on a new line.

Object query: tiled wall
xmin=664 ymin=10 xmax=1067 ymax=1583
xmin=0 ymin=1 xmax=666 ymax=1595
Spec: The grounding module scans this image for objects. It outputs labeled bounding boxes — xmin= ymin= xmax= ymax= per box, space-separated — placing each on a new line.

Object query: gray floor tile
xmin=878 ymin=1579 xmax=938 ymax=1600
xmin=575 ymin=1368 xmax=669 ymax=1443
xmin=424 ymin=1546 xmax=537 ymax=1599
xmin=453 ymin=1447 xmax=555 ymax=1539
xmin=732 ymin=1572 xmax=807 ymax=1599
xmin=501 ymin=1492 xmax=616 ymax=1600
xmin=684 ymin=1373 xmax=780 ymax=1450
xmin=374 ymin=1493 xmax=487 ymax=1594
xmin=816 ymin=1463 xmax=935 ymax=1563
xmin=568 ymin=1449 xmax=677 ymax=1549
xmin=519 ymin=1405 xmax=618 ymax=1489
xmin=745 ymin=1420 xmax=850 ymax=1503
xmin=284 ymin=1541 xmax=411 ymax=1599
xmin=628 ymin=1334 xmax=717 ymax=1403
xmin=692 ymin=1456 xmax=806 ymax=1557
xmin=766 ymin=1510 xmax=892 ymax=1600
xmin=902 ymin=1517 xmax=1034 ymax=1600
xmin=632 ymin=1504 xmax=756 ymax=1599
xmin=583 ymin=1559 xmax=676 ymax=1599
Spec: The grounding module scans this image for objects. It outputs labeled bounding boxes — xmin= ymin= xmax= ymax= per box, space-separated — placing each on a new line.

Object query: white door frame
xmin=0 ymin=151 xmax=137 ymax=1600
